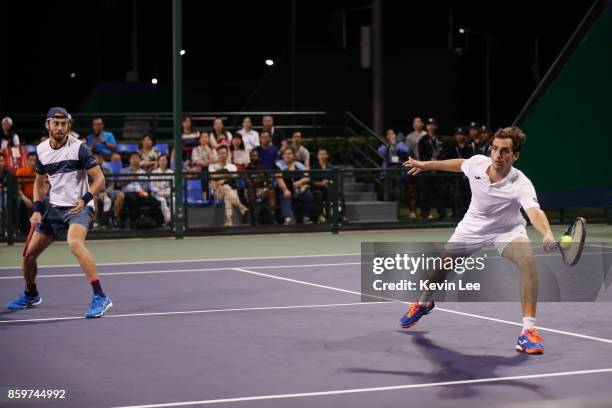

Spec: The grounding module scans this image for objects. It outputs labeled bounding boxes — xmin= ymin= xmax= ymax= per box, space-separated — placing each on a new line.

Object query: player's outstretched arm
xmin=402 ymin=157 xmax=464 ymax=175
xmin=525 ymin=207 xmax=556 ymax=251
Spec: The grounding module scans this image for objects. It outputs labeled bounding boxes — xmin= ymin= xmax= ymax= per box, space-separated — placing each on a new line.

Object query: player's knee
xmin=67 ymin=238 xmax=84 ymax=254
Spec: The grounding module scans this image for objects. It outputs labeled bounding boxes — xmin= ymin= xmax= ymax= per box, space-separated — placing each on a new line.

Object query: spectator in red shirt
xmin=15 ymin=153 xmax=38 ymax=233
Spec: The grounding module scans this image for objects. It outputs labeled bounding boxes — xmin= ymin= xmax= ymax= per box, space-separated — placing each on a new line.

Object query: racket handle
xmin=544 ymin=241 xmax=559 ymax=251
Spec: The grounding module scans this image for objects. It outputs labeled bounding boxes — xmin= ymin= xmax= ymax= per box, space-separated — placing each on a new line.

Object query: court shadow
xmin=345 ymin=331 xmax=548 ymax=400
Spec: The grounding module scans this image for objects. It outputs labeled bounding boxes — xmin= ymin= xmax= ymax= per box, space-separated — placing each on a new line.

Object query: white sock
xmin=522 ymin=316 xmax=536 ymax=331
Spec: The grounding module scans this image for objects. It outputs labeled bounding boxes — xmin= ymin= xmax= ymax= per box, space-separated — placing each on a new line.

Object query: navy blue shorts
xmin=36 ymin=206 xmax=94 ymax=239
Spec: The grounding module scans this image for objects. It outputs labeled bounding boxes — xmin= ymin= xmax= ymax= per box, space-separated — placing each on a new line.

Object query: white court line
xmin=112 ymin=367 xmax=612 ymax=408
xmin=0 ymin=262 xmax=361 ymax=280
xmin=0 ymin=252 xmax=360 ymax=270
xmin=0 ymin=301 xmax=390 ymax=324
xmin=233 ymin=268 xmax=612 ymax=345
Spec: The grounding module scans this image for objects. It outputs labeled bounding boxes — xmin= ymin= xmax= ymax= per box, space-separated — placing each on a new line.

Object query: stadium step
xmin=343 ymin=182 xmax=375 ymax=193
xmin=345 ymin=201 xmax=398 ymax=222
xmin=343 ymin=191 xmax=377 ymax=202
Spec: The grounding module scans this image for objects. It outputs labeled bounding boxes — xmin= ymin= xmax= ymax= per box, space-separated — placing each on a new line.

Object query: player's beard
xmin=49 ymin=130 xmax=68 ymax=148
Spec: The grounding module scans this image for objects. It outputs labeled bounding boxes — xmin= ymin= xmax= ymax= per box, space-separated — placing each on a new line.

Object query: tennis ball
xmin=559 ymin=235 xmax=573 ymax=250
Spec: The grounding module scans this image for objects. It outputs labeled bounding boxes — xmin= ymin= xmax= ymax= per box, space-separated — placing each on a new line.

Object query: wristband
xmin=81 ymin=192 xmax=94 ymax=204
xmin=33 ymin=201 xmax=45 ymax=214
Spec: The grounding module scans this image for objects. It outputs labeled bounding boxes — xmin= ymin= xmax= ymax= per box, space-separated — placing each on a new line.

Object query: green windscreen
xmin=517 ymin=2 xmax=611 ymax=202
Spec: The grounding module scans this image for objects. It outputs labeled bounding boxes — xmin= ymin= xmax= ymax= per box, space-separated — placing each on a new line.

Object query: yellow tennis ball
xmin=559 ymin=235 xmax=573 ymax=250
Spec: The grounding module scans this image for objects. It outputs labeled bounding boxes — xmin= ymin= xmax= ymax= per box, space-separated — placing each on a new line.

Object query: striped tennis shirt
xmin=36 ymin=135 xmax=98 ymax=208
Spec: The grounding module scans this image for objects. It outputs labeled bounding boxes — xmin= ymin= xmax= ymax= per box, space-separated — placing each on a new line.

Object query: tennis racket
xmin=22 ymin=223 xmax=36 ymax=258
xmin=557 ymin=217 xmax=587 ymax=266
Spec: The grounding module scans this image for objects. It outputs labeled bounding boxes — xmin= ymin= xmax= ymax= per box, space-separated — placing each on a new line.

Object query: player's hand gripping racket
xmin=551 ymin=217 xmax=587 ymax=266
xmin=22 ymin=223 xmax=36 ymax=258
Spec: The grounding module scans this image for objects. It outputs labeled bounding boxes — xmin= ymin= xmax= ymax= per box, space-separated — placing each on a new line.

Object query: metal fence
xmin=2 ymin=169 xmax=607 ymax=244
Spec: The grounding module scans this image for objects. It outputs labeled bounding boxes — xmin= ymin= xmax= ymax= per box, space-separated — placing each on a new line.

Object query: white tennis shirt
xmin=457 ymin=155 xmax=540 ymax=236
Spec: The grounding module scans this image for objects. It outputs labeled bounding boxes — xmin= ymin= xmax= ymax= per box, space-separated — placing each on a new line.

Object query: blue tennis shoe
xmin=7 ymin=291 xmax=42 ymax=309
xmin=400 ymin=301 xmax=435 ymax=328
xmin=85 ymin=295 xmax=113 ymax=318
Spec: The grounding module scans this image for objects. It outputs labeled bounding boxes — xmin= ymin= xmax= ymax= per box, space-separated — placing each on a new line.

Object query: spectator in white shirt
xmin=1 ymin=117 xmax=20 ymax=153
xmin=289 ymin=131 xmax=310 ymax=169
xmin=237 ymin=116 xmax=260 ymax=152
xmin=209 ymin=146 xmax=248 ymax=226
xmin=210 ymin=117 xmax=232 ymax=148
xmin=151 ymin=154 xmax=173 ymax=224
xmin=229 ymin=134 xmax=250 ymax=171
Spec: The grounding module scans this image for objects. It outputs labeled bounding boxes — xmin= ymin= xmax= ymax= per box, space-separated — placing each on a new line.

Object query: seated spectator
xmin=275 ymin=148 xmax=313 ymax=225
xmin=378 ymin=129 xmax=409 ymax=168
xmin=15 ymin=153 xmax=37 ymax=234
xmin=1 ymin=117 xmax=20 ymax=154
xmin=138 ymin=134 xmax=160 ymax=172
xmin=290 ymin=131 xmax=310 ymax=169
xmin=151 ymin=154 xmax=173 ymax=225
xmin=120 ymin=153 xmax=163 ymax=227
xmin=182 ymin=115 xmax=200 ymax=146
xmin=244 ymin=149 xmax=276 ymax=225
xmin=310 ymin=147 xmax=335 ymax=223
xmin=255 ymin=130 xmax=279 ymax=170
xmin=229 ymin=134 xmax=250 ymax=171
xmin=191 ymin=132 xmax=217 ymax=170
xmin=262 ymin=114 xmax=286 ymax=148
xmin=209 ymin=146 xmax=248 ymax=227
xmin=237 ymin=116 xmax=260 ymax=152
xmin=210 ymin=117 xmax=232 ymax=148
xmin=87 ymin=117 xmax=117 ymax=159
xmin=110 ymin=152 xmax=123 ymax=164
xmin=93 ymin=153 xmax=125 ymax=228
xmin=418 ymin=118 xmax=446 ymax=220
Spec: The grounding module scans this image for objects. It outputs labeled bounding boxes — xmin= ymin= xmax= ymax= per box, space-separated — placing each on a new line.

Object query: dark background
xmin=0 ymin=0 xmax=594 ymax=134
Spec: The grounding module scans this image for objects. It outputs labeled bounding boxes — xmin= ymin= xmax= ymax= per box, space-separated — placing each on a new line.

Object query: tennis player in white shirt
xmin=400 ymin=127 xmax=555 ymax=354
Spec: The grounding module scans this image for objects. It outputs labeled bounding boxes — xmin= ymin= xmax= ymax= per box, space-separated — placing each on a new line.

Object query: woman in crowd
xmin=181 ymin=115 xmax=199 ymax=146
xmin=138 ymin=134 xmax=160 ymax=172
xmin=191 ymin=132 xmax=217 ymax=201
xmin=151 ymin=154 xmax=174 ymax=225
xmin=275 ymin=148 xmax=313 ymax=225
xmin=210 ymin=117 xmax=232 ymax=147
xmin=209 ymin=146 xmax=248 ymax=226
xmin=229 ymin=134 xmax=250 ymax=171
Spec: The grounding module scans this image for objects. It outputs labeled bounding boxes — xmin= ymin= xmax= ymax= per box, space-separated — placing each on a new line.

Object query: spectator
xmin=262 ymin=115 xmax=286 ymax=148
xmin=244 ymin=149 xmax=276 ymax=225
xmin=191 ymin=132 xmax=218 ymax=171
xmin=378 ymin=129 xmax=409 ymax=168
xmin=418 ymin=118 xmax=446 ymax=220
xmin=138 ymin=134 xmax=160 ymax=172
xmin=237 ymin=116 xmax=260 ymax=152
xmin=310 ymin=147 xmax=335 ymax=223
xmin=255 ymin=130 xmax=279 ymax=170
xmin=1 ymin=117 xmax=20 ymax=153
xmin=229 ymin=134 xmax=250 ymax=171
xmin=120 ymin=152 xmax=163 ymax=227
xmin=87 ymin=117 xmax=117 ymax=159
xmin=481 ymin=125 xmax=492 ymax=156
xmin=275 ymin=148 xmax=313 ymax=225
xmin=468 ymin=121 xmax=485 ymax=156
xmin=93 ymin=153 xmax=125 ymax=229
xmin=151 ymin=154 xmax=174 ymax=225
xmin=405 ymin=116 xmax=426 ymax=160
xmin=209 ymin=146 xmax=248 ymax=227
xmin=444 ymin=127 xmax=473 ymax=160
xmin=182 ymin=115 xmax=200 ymax=146
xmin=289 ymin=131 xmax=310 ymax=169
xmin=445 ymin=127 xmax=472 ymax=218
xmin=210 ymin=117 xmax=232 ymax=148
xmin=15 ymin=152 xmax=37 ymax=234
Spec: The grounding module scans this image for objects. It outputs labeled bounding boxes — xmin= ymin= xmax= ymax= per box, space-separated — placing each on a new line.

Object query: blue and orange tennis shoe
xmin=399 ymin=301 xmax=435 ymax=328
xmin=85 ymin=295 xmax=113 ymax=318
xmin=516 ymin=328 xmax=544 ymax=354
xmin=6 ymin=291 xmax=42 ymax=309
